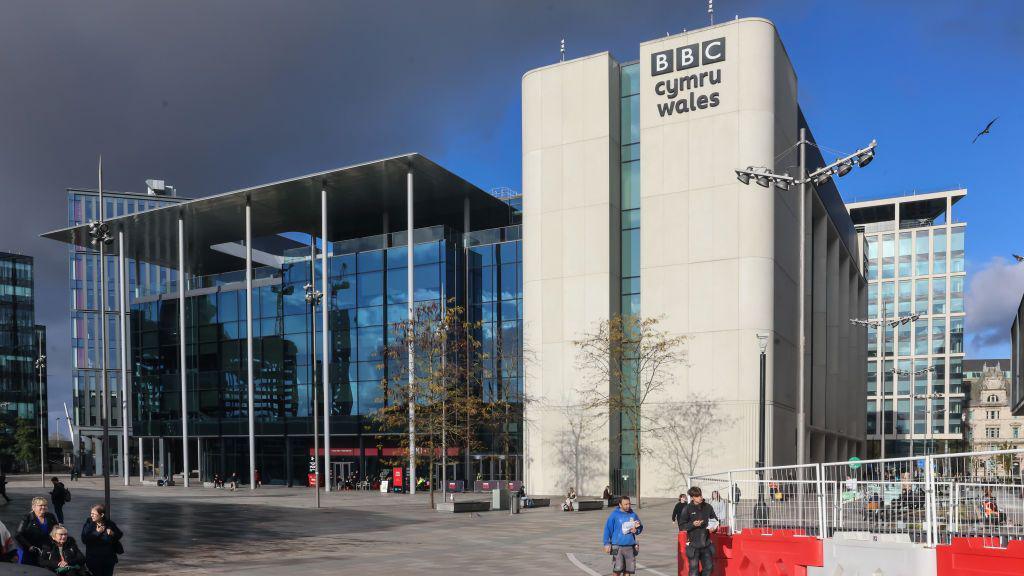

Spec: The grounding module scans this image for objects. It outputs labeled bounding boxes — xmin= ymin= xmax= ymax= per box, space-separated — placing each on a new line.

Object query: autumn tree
xmin=374 ymin=299 xmax=486 ymax=508
xmin=574 ymin=314 xmax=687 ymax=508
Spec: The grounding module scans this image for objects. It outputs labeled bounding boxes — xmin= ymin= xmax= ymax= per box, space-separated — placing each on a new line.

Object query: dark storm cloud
xmin=1 ymin=0 xmax=752 ymax=428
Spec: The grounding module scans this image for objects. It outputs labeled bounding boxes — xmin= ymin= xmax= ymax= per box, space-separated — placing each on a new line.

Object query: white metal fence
xmin=688 ymin=448 xmax=1024 ymax=548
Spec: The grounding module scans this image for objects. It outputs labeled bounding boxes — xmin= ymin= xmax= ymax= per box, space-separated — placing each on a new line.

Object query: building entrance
xmin=333 ymin=461 xmax=354 ymax=489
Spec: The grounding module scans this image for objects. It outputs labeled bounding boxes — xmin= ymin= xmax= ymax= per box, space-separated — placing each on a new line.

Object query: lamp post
xmin=898 ymin=366 xmax=936 ymax=457
xmin=736 ymin=137 xmax=876 ymax=467
xmin=850 ymin=311 xmax=921 ymax=459
xmin=87 ymin=157 xmax=114 ymax=513
xmin=304 ymin=278 xmax=323 ymax=509
xmin=754 ymin=333 xmax=769 ymax=527
xmin=34 ymin=341 xmax=46 ymax=488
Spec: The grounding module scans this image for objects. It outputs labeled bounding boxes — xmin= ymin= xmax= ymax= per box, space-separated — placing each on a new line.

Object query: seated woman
xmin=38 ymin=525 xmax=87 ymax=575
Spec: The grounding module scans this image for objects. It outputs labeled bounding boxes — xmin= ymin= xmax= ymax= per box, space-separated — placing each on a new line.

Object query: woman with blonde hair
xmin=39 ymin=524 xmax=88 ymax=575
xmin=82 ymin=504 xmax=123 ymax=576
xmin=14 ymin=496 xmax=58 ymax=565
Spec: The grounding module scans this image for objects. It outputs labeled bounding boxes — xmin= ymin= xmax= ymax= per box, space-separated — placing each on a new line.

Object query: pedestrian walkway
xmin=0 ymin=476 xmax=680 ymax=575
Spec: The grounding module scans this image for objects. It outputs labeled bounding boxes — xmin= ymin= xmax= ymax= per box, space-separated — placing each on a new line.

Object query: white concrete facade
xmin=523 ymin=18 xmax=867 ymax=499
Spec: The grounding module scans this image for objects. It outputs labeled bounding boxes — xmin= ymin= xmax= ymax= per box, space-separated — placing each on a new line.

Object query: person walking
xmin=49 ymin=477 xmax=70 ymax=524
xmin=0 ymin=468 xmax=10 ymax=503
xmin=14 ymin=497 xmax=58 ymax=565
xmin=679 ymin=487 xmax=718 ymax=576
xmin=602 ymin=495 xmax=643 ymax=576
xmin=39 ymin=524 xmax=88 ymax=575
xmin=81 ymin=504 xmax=123 ymax=576
xmin=671 ymin=493 xmax=688 ymax=526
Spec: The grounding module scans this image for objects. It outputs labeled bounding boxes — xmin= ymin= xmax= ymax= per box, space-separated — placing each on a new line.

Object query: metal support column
xmin=118 ymin=230 xmax=130 ymax=485
xmin=321 ymin=189 xmax=332 ymax=492
xmin=178 ymin=213 xmax=190 ymax=487
xmin=797 ymin=128 xmax=807 ymax=467
xmin=246 ymin=198 xmax=256 ymax=490
xmin=138 ymin=437 xmax=143 ymax=482
xmin=407 ymin=170 xmax=416 ymax=495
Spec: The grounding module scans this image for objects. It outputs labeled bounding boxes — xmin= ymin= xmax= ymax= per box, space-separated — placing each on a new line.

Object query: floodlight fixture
xmin=857 ymin=151 xmax=874 ymax=167
xmin=837 ymin=162 xmax=853 ymax=177
xmin=736 ymin=171 xmax=750 ymax=185
xmin=756 ymin=174 xmax=771 ymax=188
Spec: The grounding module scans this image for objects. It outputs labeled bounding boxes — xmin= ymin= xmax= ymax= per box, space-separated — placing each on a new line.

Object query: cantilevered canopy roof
xmin=42 ymin=154 xmax=514 ymax=276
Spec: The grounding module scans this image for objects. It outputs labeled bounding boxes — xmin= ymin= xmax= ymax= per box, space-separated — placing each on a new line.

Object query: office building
xmin=47 ymin=156 xmax=522 ymax=485
xmin=963 ymin=360 xmax=1022 ymax=475
xmin=0 ymin=252 xmax=47 ymax=471
xmin=522 ymin=17 xmax=867 ymax=498
xmin=67 ymin=185 xmax=184 ymax=475
xmin=848 ymin=189 xmax=967 ymax=457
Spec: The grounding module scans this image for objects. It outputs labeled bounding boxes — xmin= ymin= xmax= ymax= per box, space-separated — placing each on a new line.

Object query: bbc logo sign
xmin=651 ymin=38 xmax=726 ymax=76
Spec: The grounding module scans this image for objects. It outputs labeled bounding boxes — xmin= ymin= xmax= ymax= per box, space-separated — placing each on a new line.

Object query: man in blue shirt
xmin=602 ymin=495 xmax=643 ymax=575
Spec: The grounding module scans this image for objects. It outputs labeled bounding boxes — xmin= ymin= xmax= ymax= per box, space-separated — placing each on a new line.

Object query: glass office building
xmin=66 ymin=187 xmax=185 ymax=475
xmin=47 ymin=155 xmax=522 ymax=485
xmin=0 ymin=252 xmax=46 ymax=471
xmin=848 ymin=189 xmax=967 ymax=457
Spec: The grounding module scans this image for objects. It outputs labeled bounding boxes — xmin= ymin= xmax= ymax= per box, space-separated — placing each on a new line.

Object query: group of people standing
xmin=2 ymin=477 xmax=124 ymax=576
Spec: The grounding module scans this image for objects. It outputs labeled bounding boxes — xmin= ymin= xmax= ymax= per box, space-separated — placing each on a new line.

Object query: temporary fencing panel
xmin=696 ymin=464 xmax=823 ymax=536
xmin=935 ymin=537 xmax=1024 ymax=576
xmin=929 ymin=449 xmax=1024 ymax=548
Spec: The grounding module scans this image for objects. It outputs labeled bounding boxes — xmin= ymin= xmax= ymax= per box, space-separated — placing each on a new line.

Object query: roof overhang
xmin=42 ymin=154 xmax=512 ymax=276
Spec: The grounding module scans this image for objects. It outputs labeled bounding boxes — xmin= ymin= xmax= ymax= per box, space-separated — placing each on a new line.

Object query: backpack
xmin=64 ymin=487 xmax=71 ymax=502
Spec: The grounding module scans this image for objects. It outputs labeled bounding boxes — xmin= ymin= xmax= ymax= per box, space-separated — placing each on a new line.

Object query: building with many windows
xmin=523 ymin=17 xmax=867 ymax=498
xmin=66 ymin=185 xmax=185 ymax=476
xmin=963 ymin=360 xmax=1022 ymax=475
xmin=847 ymin=189 xmax=967 ymax=457
xmin=46 ymin=156 xmax=522 ymax=485
xmin=0 ymin=252 xmax=47 ymax=471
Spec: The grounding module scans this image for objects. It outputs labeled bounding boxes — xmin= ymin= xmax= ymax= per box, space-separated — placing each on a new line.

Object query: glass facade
xmin=855 ymin=194 xmax=967 ymax=457
xmin=128 ymin=222 xmax=523 ymax=485
xmin=67 ymin=189 xmax=184 ymax=475
xmin=0 ymin=252 xmax=46 ymax=464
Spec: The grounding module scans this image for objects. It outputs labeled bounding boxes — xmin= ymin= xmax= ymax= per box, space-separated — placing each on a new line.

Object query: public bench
xmin=575 ymin=500 xmax=604 ymax=511
xmin=524 ymin=498 xmax=551 ymax=508
xmin=436 ymin=501 xmax=491 ymax=513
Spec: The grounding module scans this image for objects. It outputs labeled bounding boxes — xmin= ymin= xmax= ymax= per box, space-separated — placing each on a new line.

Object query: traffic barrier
xmin=935 ymin=537 xmax=1024 ymax=576
xmin=677 ymin=529 xmax=732 ymax=576
xmin=730 ymin=529 xmax=822 ymax=576
xmin=819 ymin=532 xmax=936 ymax=576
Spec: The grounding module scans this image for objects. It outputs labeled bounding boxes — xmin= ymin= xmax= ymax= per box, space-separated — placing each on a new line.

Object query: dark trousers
xmin=0 ymin=488 xmax=9 ymax=502
xmin=53 ymin=502 xmax=65 ymax=523
xmin=685 ymin=543 xmax=714 ymax=576
xmin=87 ymin=557 xmax=116 ymax=576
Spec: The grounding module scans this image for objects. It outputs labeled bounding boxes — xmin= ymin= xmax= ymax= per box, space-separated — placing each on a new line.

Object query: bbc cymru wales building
xmin=44 ymin=17 xmax=871 ymax=497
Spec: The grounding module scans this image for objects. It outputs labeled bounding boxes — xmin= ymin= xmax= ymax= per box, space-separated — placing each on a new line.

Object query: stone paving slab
xmin=0 ymin=476 xmax=680 ymax=575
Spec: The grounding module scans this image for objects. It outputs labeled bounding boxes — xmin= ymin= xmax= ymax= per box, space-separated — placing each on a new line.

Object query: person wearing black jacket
xmin=81 ymin=504 xmax=123 ymax=576
xmin=679 ymin=487 xmax=718 ymax=576
xmin=39 ymin=525 xmax=88 ymax=575
xmin=670 ymin=493 xmax=688 ymax=526
xmin=15 ymin=497 xmax=59 ymax=565
xmin=49 ymin=478 xmax=70 ymax=524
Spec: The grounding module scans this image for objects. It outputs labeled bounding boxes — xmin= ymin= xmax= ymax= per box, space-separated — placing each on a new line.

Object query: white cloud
xmin=965 ymin=257 xmax=1024 ymax=354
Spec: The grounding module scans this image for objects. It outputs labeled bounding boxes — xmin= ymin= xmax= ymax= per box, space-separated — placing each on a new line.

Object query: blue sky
xmin=1 ymin=1 xmax=1021 ymax=428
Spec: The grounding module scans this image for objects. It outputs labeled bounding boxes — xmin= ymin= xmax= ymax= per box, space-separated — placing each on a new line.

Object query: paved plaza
xmin=0 ymin=476 xmax=680 ymax=575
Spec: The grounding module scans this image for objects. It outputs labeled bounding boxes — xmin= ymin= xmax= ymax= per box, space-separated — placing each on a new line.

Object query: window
xmin=898 ymin=232 xmax=912 ymax=276
xmin=931 ymin=318 xmax=946 ymax=354
xmin=950 ymin=276 xmax=964 ymax=313
xmin=898 ymin=322 xmax=911 ymax=357
xmin=950 ymin=317 xmax=964 ymax=354
xmin=915 ymin=231 xmax=930 ymax=276
xmin=915 ymin=279 xmax=929 ymax=315
xmin=988 ymin=410 xmax=999 ymax=420
xmin=950 ymin=227 xmax=965 ymax=273
xmin=933 ymin=229 xmax=947 ymax=274
xmin=868 ymin=284 xmax=878 ymax=319
xmin=987 ymin=394 xmax=999 ymax=403
xmin=986 ymin=427 xmax=1000 ymax=439
xmin=898 ymin=280 xmax=912 ymax=315
xmin=866 ymin=237 xmax=878 ymax=280
xmin=915 ymin=319 xmax=929 ymax=355
xmin=932 ymin=278 xmax=946 ymax=314
xmin=1014 ymin=427 xmax=1020 ymax=439
xmin=881 ymin=281 xmax=895 ymax=317
xmin=882 ymin=234 xmax=895 ymax=279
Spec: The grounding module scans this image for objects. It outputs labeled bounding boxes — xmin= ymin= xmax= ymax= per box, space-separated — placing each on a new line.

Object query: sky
xmin=1 ymin=0 xmax=1022 ymax=433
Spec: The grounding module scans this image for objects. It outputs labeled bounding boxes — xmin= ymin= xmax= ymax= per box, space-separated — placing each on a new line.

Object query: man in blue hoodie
xmin=602 ymin=495 xmax=643 ymax=575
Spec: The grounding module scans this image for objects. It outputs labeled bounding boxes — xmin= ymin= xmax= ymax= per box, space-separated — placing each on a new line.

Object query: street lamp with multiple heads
xmin=87 ymin=158 xmax=114 ymax=513
xmin=892 ymin=365 xmax=935 ymax=457
xmin=849 ymin=311 xmax=923 ymax=459
xmin=304 ymin=280 xmax=323 ymax=509
xmin=34 ymin=345 xmax=45 ymax=487
xmin=737 ymin=137 xmax=877 ymax=468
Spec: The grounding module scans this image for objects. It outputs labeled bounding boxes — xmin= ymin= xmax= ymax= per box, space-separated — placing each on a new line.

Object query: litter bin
xmin=510 ymin=493 xmax=521 ymax=514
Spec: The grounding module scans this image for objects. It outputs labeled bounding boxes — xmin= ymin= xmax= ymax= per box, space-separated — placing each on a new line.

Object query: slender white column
xmin=138 ymin=437 xmax=143 ymax=482
xmin=407 ymin=171 xmax=416 ymax=495
xmin=246 ymin=199 xmax=256 ymax=490
xmin=118 ymin=230 xmax=130 ymax=485
xmin=322 ymin=189 xmax=331 ymax=492
xmin=178 ymin=214 xmax=190 ymax=487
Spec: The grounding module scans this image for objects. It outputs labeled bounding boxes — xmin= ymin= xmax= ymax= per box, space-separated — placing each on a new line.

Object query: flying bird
xmin=1013 ymin=254 xmax=1024 ymax=263
xmin=972 ymin=117 xmax=998 ymax=143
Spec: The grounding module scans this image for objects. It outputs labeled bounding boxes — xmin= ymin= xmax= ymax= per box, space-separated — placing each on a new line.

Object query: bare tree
xmin=650 ymin=399 xmax=734 ymax=491
xmin=574 ymin=314 xmax=687 ymax=508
